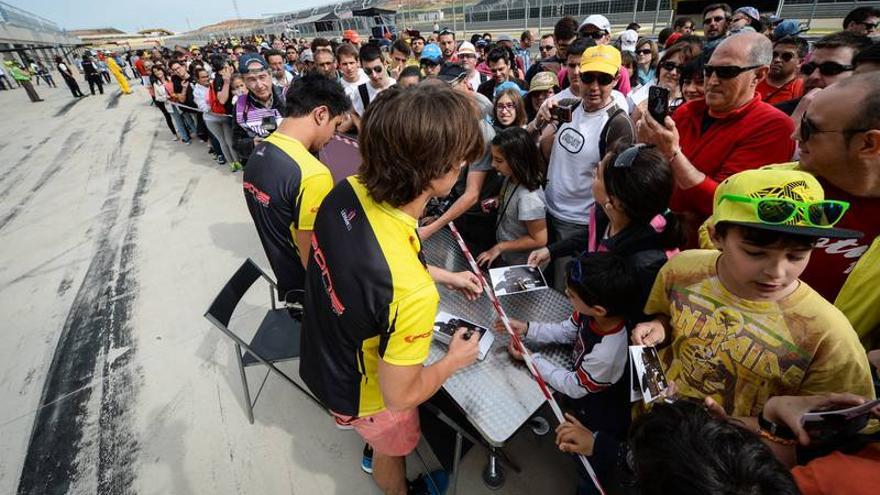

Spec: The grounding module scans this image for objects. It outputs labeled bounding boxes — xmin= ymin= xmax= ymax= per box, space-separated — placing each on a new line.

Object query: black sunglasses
xmin=584 ymin=31 xmax=608 ymax=40
xmin=703 ymin=15 xmax=727 ymax=25
xmin=801 ymin=61 xmax=854 ymax=77
xmin=772 ymin=51 xmax=796 ymax=63
xmin=580 ymin=72 xmax=615 ymax=86
xmin=659 ymin=61 xmax=682 ymax=73
xmin=636 ymin=48 xmax=653 ymax=55
xmin=539 ymin=45 xmax=555 ymax=51
xmin=366 ymin=65 xmax=385 ymax=74
xmin=800 ymin=113 xmax=870 ymax=142
xmin=421 ymin=60 xmax=440 ymax=68
xmin=703 ymin=64 xmax=761 ymax=79
xmin=856 ymin=21 xmax=878 ymax=29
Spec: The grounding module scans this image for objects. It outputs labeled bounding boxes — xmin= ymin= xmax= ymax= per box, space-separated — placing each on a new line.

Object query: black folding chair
xmin=204 ymin=258 xmax=324 ymax=423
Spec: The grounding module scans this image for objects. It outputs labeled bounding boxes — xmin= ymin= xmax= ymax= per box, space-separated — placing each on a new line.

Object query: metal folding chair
xmin=204 ymin=258 xmax=324 ymax=423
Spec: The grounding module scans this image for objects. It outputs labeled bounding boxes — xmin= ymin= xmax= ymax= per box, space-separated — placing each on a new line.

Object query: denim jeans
xmin=169 ymin=105 xmax=191 ymax=142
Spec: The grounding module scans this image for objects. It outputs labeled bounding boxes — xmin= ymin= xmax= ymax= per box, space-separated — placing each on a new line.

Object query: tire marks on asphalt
xmin=16 ymin=120 xmax=154 ymax=494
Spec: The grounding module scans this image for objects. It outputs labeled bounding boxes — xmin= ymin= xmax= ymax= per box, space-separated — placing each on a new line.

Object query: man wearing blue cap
xmin=232 ymin=53 xmax=286 ymax=164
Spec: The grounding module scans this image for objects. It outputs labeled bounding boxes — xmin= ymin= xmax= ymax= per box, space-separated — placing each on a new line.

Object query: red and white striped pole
xmin=445 ymin=222 xmax=605 ymax=495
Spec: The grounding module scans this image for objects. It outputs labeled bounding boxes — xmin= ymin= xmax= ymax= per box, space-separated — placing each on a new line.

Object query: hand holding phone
xmin=648 ymin=86 xmax=670 ymax=123
xmin=260 ymin=116 xmax=277 ymax=134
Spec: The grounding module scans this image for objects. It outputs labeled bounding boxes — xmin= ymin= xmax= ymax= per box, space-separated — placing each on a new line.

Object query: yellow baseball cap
xmin=710 ymin=169 xmax=861 ymax=239
xmin=579 ymin=45 xmax=621 ymax=76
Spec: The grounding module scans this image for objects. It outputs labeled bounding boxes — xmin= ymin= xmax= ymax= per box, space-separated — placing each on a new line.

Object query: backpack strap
xmin=357 ymin=83 xmax=371 ymax=111
xmin=598 ymin=104 xmax=627 ymax=158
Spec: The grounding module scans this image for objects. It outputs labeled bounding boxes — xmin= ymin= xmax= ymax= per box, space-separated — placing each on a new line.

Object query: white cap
xmin=458 ymin=41 xmax=476 ymax=55
xmin=579 ymin=14 xmax=611 ymax=34
xmin=619 ymin=29 xmax=639 ymax=53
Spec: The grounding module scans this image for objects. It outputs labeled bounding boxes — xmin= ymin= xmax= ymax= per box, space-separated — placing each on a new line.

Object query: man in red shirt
xmin=791 ymin=73 xmax=880 ymax=349
xmin=757 ymin=36 xmax=806 ymax=105
xmin=638 ymin=32 xmax=795 ymax=245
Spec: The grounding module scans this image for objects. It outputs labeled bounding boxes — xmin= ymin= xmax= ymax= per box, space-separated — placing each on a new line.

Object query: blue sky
xmin=8 ymin=0 xmax=335 ymax=33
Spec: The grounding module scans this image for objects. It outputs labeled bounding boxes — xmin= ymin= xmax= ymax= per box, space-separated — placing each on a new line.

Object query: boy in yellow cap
xmin=633 ymin=168 xmax=875 ymax=420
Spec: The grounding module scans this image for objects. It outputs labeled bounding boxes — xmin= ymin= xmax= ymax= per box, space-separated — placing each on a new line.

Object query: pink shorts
xmin=333 ymin=408 xmax=421 ymax=457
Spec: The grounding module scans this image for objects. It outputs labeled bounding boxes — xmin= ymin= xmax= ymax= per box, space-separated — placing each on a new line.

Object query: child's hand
xmin=494 ymin=318 xmax=527 ymax=337
xmin=527 ymin=247 xmax=550 ymax=267
xmin=476 ymin=245 xmax=503 ymax=267
xmin=555 ymin=413 xmax=595 ymax=455
xmin=507 ymin=339 xmax=525 ymax=361
xmin=632 ymin=319 xmax=666 ymax=347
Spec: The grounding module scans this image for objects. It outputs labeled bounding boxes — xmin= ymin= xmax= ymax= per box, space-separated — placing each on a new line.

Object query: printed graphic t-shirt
xmin=643 ymin=250 xmax=874 ymax=417
xmin=300 ymin=177 xmax=439 ymax=417
xmin=242 ymin=133 xmax=334 ymax=301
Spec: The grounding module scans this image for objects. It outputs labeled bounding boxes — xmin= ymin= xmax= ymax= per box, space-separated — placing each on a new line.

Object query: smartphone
xmin=648 ymin=86 xmax=670 ymax=123
xmin=260 ymin=116 xmax=278 ymax=134
xmin=551 ymin=105 xmax=573 ymax=123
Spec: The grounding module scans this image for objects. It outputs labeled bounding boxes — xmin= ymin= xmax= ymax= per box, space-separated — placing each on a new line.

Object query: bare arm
xmin=419 ymin=170 xmax=487 ymax=239
xmin=476 ymin=218 xmax=547 ymax=267
xmin=293 ymin=229 xmax=312 ymax=269
xmin=216 ymin=67 xmax=232 ymax=105
xmin=378 ymin=329 xmax=479 ymax=411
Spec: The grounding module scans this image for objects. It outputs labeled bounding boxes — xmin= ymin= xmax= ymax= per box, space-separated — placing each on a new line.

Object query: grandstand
xmin=0 ymin=1 xmax=81 ymax=68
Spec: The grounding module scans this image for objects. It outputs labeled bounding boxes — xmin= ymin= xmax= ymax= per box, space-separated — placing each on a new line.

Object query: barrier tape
xmin=445 ymin=221 xmax=605 ymax=495
xmin=167 ymin=101 xmax=232 ymax=119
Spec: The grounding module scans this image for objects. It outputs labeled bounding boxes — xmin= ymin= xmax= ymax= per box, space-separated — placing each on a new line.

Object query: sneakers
xmin=229 ymin=161 xmax=243 ymax=172
xmin=217 ymin=155 xmax=227 ymax=165
xmin=361 ymin=444 xmax=373 ymax=474
xmin=334 ymin=415 xmax=354 ymax=430
xmin=408 ymin=470 xmax=449 ymax=495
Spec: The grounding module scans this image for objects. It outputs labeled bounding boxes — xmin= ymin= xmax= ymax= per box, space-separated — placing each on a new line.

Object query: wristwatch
xmin=757 ymin=410 xmax=796 ymax=440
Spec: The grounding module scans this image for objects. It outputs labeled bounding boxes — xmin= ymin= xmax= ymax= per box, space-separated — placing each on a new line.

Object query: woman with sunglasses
xmin=529 ymin=144 xmax=682 ymax=312
xmin=627 ymin=42 xmax=695 ymax=117
xmin=633 ymin=39 xmax=658 ymax=88
xmin=493 ymin=86 xmax=527 ymax=129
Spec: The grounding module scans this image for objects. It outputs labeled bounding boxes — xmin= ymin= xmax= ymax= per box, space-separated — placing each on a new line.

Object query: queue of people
xmin=141 ymin=5 xmax=880 ymax=494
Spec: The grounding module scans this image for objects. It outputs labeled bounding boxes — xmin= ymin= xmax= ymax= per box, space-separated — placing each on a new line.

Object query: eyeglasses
xmin=580 ymin=72 xmax=615 ymax=86
xmin=771 ymin=51 xmax=796 ymax=63
xmin=703 ymin=64 xmax=761 ymax=79
xmin=703 ymin=15 xmax=727 ymax=25
xmin=659 ymin=61 xmax=683 ymax=73
xmin=366 ymin=65 xmax=385 ymax=75
xmin=718 ymin=194 xmax=850 ymax=227
xmin=800 ymin=113 xmax=871 ymax=142
xmin=496 ymin=102 xmax=516 ymax=111
xmin=800 ymin=61 xmax=854 ymax=77
xmin=636 ymin=49 xmax=653 ymax=55
xmin=584 ymin=31 xmax=608 ymax=40
xmin=539 ymin=45 xmax=555 ymax=51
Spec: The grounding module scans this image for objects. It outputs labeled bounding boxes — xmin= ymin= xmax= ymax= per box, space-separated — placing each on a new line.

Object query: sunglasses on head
xmin=703 ymin=64 xmax=761 ymax=79
xmin=660 ymin=61 xmax=682 ymax=72
xmin=800 ymin=61 xmax=854 ymax=77
xmin=772 ymin=51 xmax=796 ymax=63
xmin=718 ymin=194 xmax=850 ymax=227
xmin=613 ymin=144 xmax=653 ymax=168
xmin=799 ymin=113 xmax=871 ymax=142
xmin=366 ymin=65 xmax=385 ymax=75
xmin=703 ymin=15 xmax=727 ymax=25
xmin=580 ymin=72 xmax=615 ymax=85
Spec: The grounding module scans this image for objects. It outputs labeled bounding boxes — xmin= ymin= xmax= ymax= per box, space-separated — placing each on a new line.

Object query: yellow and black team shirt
xmin=300 ymin=176 xmax=439 ymax=417
xmin=242 ymin=133 xmax=333 ymax=300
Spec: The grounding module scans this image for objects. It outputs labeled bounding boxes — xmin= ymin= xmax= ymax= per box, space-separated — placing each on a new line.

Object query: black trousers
xmin=86 ymin=75 xmax=103 ymax=95
xmin=62 ymin=75 xmax=83 ymax=97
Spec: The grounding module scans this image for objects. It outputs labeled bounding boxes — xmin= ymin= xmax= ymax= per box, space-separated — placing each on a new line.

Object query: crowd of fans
xmin=111 ymin=3 xmax=880 ymax=494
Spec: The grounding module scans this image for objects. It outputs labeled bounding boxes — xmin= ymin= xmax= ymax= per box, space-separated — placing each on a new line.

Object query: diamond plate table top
xmin=423 ymin=226 xmax=574 ymax=446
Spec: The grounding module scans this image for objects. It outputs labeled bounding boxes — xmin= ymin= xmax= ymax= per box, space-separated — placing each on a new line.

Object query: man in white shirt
xmin=349 ymin=44 xmax=396 ymax=126
xmin=336 ymin=43 xmax=369 ymax=94
xmin=548 ymin=38 xmax=628 ymax=110
xmin=539 ymin=45 xmax=635 ymax=286
xmin=457 ymin=41 xmax=487 ymax=92
xmin=265 ymin=49 xmax=294 ymax=88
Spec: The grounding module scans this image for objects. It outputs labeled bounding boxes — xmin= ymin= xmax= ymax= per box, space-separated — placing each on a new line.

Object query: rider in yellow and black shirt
xmin=242 ymin=74 xmax=351 ymax=303
xmin=300 ymin=84 xmax=486 ymax=493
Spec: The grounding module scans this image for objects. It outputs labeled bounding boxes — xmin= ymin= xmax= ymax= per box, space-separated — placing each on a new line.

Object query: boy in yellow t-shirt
xmin=632 ymin=169 xmax=874 ymax=418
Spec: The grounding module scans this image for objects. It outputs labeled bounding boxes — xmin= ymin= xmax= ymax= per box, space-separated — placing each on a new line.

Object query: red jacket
xmin=670 ymin=95 xmax=795 ymax=219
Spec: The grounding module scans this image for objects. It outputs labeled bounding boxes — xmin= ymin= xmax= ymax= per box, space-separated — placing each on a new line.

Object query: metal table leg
xmin=482 ymin=451 xmax=505 ymax=490
xmin=449 ymin=431 xmax=463 ymax=495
